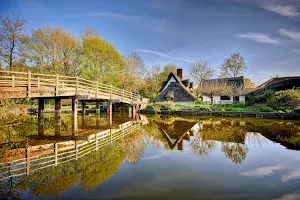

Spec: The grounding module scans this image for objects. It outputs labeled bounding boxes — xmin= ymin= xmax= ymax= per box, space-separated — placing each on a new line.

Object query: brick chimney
xmin=177 ymin=69 xmax=183 ymax=79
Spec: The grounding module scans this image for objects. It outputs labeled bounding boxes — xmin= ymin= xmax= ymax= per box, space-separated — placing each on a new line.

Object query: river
xmin=0 ymin=113 xmax=300 ymax=200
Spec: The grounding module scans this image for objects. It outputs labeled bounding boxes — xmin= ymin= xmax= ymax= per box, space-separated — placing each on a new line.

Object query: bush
xmin=266 ymin=89 xmax=300 ymax=111
xmin=194 ymin=99 xmax=202 ymax=105
xmin=294 ymin=106 xmax=300 ymax=114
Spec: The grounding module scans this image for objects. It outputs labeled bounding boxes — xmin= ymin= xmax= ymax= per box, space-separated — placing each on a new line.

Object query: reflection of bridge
xmin=0 ymin=70 xmax=146 ymax=119
xmin=0 ymin=120 xmax=145 ymax=181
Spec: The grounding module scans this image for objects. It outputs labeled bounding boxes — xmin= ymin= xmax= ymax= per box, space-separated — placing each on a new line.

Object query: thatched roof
xmin=154 ymin=73 xmax=196 ymax=102
xmin=202 ymin=76 xmax=244 ymax=89
xmin=250 ymin=76 xmax=300 ymax=94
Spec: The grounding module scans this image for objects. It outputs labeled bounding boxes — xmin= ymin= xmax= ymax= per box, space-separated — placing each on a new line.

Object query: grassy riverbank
xmin=145 ymin=102 xmax=300 ymax=113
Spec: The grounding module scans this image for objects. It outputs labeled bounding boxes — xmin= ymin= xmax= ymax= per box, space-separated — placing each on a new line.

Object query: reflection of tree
xmin=15 ymin=142 xmax=126 ymax=197
xmin=124 ymin=129 xmax=146 ymax=164
xmin=221 ymin=143 xmax=248 ymax=164
xmin=190 ymin=134 xmax=216 ymax=156
xmin=0 ymin=178 xmax=21 ymax=200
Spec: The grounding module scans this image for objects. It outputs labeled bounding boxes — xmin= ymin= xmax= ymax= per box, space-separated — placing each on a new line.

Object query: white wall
xmin=174 ymin=101 xmax=194 ymax=106
xmin=161 ymin=77 xmax=176 ymax=93
xmin=202 ymin=96 xmax=245 ymax=104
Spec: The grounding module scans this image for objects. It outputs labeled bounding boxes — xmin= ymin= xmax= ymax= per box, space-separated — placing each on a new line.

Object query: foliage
xmin=80 ymin=33 xmax=125 ymax=87
xmin=189 ymin=60 xmax=215 ymax=86
xmin=22 ymin=26 xmax=81 ymax=76
xmin=0 ymin=14 xmax=25 ymax=69
xmin=247 ymin=89 xmax=300 ymax=112
xmin=244 ymin=77 xmax=256 ymax=88
xmin=195 ymin=99 xmax=202 ymax=104
xmin=266 ymin=89 xmax=300 ymax=111
xmin=220 ymin=53 xmax=247 ymax=78
xmin=123 ymin=51 xmax=146 ymax=92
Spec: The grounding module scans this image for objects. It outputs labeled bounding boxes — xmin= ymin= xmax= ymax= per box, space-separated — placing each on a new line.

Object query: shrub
xmin=194 ymin=99 xmax=202 ymax=105
xmin=266 ymin=89 xmax=300 ymax=111
xmin=294 ymin=106 xmax=300 ymax=114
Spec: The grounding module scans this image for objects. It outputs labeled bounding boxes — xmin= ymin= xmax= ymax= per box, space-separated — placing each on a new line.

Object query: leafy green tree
xmin=220 ymin=53 xmax=247 ymax=78
xmin=80 ymin=31 xmax=125 ymax=87
xmin=123 ymin=51 xmax=146 ymax=92
xmin=22 ymin=26 xmax=81 ymax=76
xmin=244 ymin=77 xmax=256 ymax=88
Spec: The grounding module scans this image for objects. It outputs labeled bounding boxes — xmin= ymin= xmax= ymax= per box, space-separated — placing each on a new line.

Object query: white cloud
xmin=273 ymin=193 xmax=300 ymax=200
xmin=134 ymin=49 xmax=194 ymax=63
xmin=240 ymin=164 xmax=284 ymax=177
xmin=237 ymin=33 xmax=280 ymax=45
xmin=83 ymin=12 xmax=138 ymax=21
xmin=281 ymin=168 xmax=300 ymax=182
xmin=258 ymin=0 xmax=300 ymax=20
xmin=278 ymin=29 xmax=300 ymax=40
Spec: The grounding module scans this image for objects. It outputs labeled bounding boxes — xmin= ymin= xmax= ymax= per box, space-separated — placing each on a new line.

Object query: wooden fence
xmin=0 ymin=121 xmax=141 ymax=181
xmin=0 ymin=70 xmax=141 ymax=103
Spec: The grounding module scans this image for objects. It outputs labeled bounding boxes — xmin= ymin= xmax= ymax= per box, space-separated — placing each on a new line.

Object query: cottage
xmin=201 ymin=76 xmax=245 ymax=104
xmin=153 ymin=69 xmax=197 ymax=105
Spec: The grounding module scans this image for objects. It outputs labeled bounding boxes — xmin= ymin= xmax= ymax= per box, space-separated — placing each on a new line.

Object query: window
xmin=220 ymin=96 xmax=230 ymax=100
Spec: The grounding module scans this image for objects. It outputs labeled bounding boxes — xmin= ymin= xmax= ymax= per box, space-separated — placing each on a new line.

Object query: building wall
xmin=202 ymin=96 xmax=245 ymax=104
xmin=174 ymin=101 xmax=194 ymax=106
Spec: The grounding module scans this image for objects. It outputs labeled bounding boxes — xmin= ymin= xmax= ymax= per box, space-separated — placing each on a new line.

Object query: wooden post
xmin=178 ymin=139 xmax=184 ymax=150
xmin=38 ymin=98 xmax=45 ymax=117
xmin=130 ymin=92 xmax=133 ymax=103
xmin=72 ymin=96 xmax=78 ymax=136
xmin=38 ymin=112 xmax=45 ymax=137
xmin=55 ymin=98 xmax=62 ymax=112
xmin=82 ymin=101 xmax=86 ymax=115
xmin=121 ymin=124 xmax=124 ymax=137
xmin=96 ymin=134 xmax=98 ymax=150
xmin=121 ymin=89 xmax=124 ymax=102
xmin=96 ymin=101 xmax=101 ymax=114
xmin=12 ymin=75 xmax=15 ymax=87
xmin=56 ymin=74 xmax=59 ymax=96
xmin=76 ymin=76 xmax=79 ymax=95
xmin=54 ymin=110 xmax=61 ymax=137
xmin=75 ymin=142 xmax=78 ymax=160
xmin=37 ymin=77 xmax=40 ymax=87
xmin=27 ymin=71 xmax=31 ymax=97
xmin=55 ymin=143 xmax=58 ymax=166
xmin=96 ymin=82 xmax=98 ymax=98
xmin=26 ymin=147 xmax=30 ymax=175
xmin=110 ymin=85 xmax=112 ymax=100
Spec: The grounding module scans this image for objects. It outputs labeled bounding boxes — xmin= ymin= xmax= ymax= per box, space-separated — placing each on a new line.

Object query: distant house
xmin=153 ymin=69 xmax=197 ymax=105
xmin=250 ymin=76 xmax=300 ymax=94
xmin=201 ymin=76 xmax=245 ymax=104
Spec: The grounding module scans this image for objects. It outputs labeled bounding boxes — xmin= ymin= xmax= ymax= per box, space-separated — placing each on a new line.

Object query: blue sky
xmin=1 ymin=0 xmax=300 ymax=84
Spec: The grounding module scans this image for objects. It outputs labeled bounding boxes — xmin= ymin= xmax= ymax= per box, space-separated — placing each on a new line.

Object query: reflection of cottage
xmin=202 ymin=76 xmax=245 ymax=104
xmin=153 ymin=69 xmax=197 ymax=105
xmin=156 ymin=120 xmax=197 ymax=150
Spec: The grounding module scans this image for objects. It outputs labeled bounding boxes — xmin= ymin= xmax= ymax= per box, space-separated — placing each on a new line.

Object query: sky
xmin=1 ymin=0 xmax=300 ymax=84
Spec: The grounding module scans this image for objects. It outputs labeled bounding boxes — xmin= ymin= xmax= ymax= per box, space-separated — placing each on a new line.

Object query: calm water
xmin=1 ymin=113 xmax=300 ymax=200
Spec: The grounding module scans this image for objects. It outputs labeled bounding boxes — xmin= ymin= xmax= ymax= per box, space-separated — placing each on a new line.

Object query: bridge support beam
xmin=55 ymin=98 xmax=62 ymax=116
xmin=96 ymin=101 xmax=101 ymax=114
xmin=81 ymin=101 xmax=86 ymax=115
xmin=178 ymin=140 xmax=184 ymax=151
xmin=38 ymin=98 xmax=45 ymax=117
xmin=72 ymin=96 xmax=78 ymax=136
xmin=54 ymin=113 xmax=61 ymax=137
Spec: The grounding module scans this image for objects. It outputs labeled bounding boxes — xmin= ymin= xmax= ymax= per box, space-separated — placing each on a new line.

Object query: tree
xmin=80 ymin=30 xmax=125 ymax=87
xmin=189 ymin=60 xmax=215 ymax=86
xmin=22 ymin=26 xmax=81 ymax=76
xmin=0 ymin=14 xmax=25 ymax=70
xmin=123 ymin=51 xmax=145 ymax=92
xmin=220 ymin=53 xmax=247 ymax=78
xmin=159 ymin=63 xmax=177 ymax=81
xmin=244 ymin=77 xmax=256 ymax=88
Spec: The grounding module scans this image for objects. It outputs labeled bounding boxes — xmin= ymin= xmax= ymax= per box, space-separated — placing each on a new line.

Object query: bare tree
xmin=0 ymin=14 xmax=25 ymax=70
xmin=189 ymin=60 xmax=215 ymax=86
xmin=220 ymin=53 xmax=247 ymax=78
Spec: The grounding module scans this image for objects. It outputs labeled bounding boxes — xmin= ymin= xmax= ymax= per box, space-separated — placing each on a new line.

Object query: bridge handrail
xmin=0 ymin=70 xmax=141 ymax=101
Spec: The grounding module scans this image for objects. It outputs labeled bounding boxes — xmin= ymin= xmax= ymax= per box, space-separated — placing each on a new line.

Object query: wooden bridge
xmin=0 ymin=70 xmax=145 ymax=115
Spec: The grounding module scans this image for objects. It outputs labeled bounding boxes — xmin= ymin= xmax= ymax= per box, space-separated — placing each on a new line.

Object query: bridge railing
xmin=0 ymin=70 xmax=140 ymax=102
xmin=0 ymin=121 xmax=141 ymax=181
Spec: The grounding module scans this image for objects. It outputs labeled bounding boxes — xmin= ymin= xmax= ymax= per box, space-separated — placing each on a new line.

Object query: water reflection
xmin=1 ymin=114 xmax=300 ymax=199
